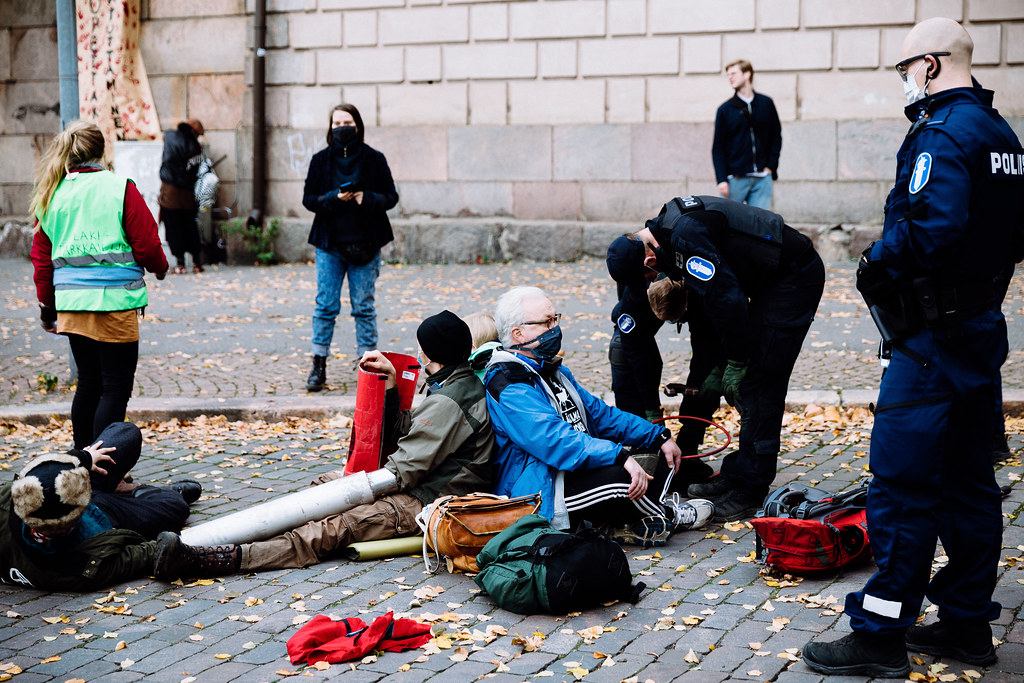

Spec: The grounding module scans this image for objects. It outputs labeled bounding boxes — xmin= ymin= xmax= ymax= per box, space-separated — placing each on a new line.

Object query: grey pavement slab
xmin=0 ymin=414 xmax=1021 ymax=682
xmin=5 ymin=257 xmax=1024 ymax=422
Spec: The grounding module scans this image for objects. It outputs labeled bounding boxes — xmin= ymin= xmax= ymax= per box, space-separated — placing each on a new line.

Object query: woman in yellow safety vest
xmin=30 ymin=121 xmax=169 ymax=448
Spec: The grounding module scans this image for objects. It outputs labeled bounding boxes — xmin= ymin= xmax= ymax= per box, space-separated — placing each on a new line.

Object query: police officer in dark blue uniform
xmin=605 ymin=256 xmax=720 ymax=488
xmin=608 ymin=195 xmax=824 ymax=522
xmin=802 ymin=18 xmax=1024 ymax=677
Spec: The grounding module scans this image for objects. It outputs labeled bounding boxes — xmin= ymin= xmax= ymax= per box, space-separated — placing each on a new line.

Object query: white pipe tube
xmin=180 ymin=469 xmax=399 ymax=547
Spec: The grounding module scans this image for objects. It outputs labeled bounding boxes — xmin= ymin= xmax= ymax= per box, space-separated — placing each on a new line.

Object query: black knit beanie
xmin=417 ymin=310 xmax=472 ymax=366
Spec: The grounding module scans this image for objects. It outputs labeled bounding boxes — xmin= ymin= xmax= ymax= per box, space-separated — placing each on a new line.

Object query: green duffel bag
xmin=473 ymin=514 xmax=646 ymax=615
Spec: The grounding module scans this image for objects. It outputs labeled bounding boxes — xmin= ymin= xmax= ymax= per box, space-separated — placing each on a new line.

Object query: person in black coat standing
xmin=711 ymin=60 xmax=782 ymax=210
xmin=158 ymin=119 xmax=205 ymax=273
xmin=302 ymin=104 xmax=399 ymax=391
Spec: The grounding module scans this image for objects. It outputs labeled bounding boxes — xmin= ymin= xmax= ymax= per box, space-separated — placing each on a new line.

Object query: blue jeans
xmin=311 ymin=247 xmax=380 ymax=357
xmin=725 ymin=175 xmax=773 ymax=209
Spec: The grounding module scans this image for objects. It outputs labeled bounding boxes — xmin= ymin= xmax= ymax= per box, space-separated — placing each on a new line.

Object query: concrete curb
xmin=5 ymin=390 xmax=1024 ymax=424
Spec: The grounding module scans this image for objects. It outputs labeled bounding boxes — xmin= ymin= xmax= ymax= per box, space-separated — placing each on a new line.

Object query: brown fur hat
xmin=12 ymin=454 xmax=91 ymax=537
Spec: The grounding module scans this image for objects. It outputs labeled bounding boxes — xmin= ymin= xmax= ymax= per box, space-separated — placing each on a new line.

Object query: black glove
xmin=855 ymin=242 xmax=893 ymax=305
xmin=39 ymin=303 xmax=57 ymax=331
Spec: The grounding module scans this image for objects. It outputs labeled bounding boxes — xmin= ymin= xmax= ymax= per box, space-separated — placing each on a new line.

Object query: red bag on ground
xmin=750 ymin=483 xmax=872 ymax=575
xmin=287 ymin=612 xmax=432 ymax=665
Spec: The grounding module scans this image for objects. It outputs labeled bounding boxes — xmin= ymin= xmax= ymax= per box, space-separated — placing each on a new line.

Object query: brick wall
xmin=2 ymin=0 xmax=1023 ymax=225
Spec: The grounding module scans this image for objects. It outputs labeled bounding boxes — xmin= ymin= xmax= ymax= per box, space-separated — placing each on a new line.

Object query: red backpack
xmin=750 ymin=483 xmax=872 ymax=575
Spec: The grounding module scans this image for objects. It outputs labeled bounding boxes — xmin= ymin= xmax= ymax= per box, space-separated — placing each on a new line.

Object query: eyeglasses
xmin=894 ymin=52 xmax=949 ymax=81
xmin=519 ymin=313 xmax=563 ymax=329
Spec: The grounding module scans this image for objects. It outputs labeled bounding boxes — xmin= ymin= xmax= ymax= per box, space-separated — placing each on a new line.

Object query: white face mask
xmin=901 ymin=61 xmax=928 ymax=105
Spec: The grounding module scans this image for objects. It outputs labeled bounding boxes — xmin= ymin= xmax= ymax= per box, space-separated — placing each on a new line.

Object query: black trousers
xmin=163 ymin=206 xmax=201 ymax=267
xmin=87 ymin=422 xmax=191 ymax=540
xmin=719 ymin=253 xmax=826 ymax=497
xmin=564 ymin=457 xmax=674 ymax=528
xmin=68 ymin=334 xmax=138 ymax=449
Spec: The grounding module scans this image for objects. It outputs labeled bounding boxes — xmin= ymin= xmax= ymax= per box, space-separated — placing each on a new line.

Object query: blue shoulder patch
xmin=616 ymin=314 xmax=636 ymax=333
xmin=909 ymin=152 xmax=932 ymax=194
xmin=684 ymin=255 xmax=716 ymax=281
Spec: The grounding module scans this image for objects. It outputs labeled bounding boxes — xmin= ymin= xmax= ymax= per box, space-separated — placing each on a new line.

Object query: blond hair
xmin=725 ymin=58 xmax=754 ymax=82
xmin=648 ymin=278 xmax=688 ymax=322
xmin=30 ymin=121 xmax=106 ymax=220
xmin=463 ymin=312 xmax=498 ymax=349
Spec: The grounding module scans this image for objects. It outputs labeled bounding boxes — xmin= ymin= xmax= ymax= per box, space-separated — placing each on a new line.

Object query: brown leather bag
xmin=416 ymin=493 xmax=543 ymax=573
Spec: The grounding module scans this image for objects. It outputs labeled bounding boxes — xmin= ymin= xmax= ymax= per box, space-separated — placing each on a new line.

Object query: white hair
xmin=494 ymin=286 xmax=547 ymax=347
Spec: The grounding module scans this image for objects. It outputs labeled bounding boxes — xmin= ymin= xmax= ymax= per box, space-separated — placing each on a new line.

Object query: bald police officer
xmin=802 ymin=18 xmax=1024 ymax=677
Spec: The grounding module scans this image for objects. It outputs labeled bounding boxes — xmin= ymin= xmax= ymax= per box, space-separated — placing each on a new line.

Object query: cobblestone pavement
xmin=0 ymin=413 xmax=1022 ymax=683
xmin=4 ymin=258 xmax=1024 ymax=413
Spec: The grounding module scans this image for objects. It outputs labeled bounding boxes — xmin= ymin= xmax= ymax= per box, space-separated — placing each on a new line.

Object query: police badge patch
xmin=909 ymin=152 xmax=932 ymax=194
xmin=617 ymin=314 xmax=636 ymax=333
xmin=685 ymin=256 xmax=716 ymax=281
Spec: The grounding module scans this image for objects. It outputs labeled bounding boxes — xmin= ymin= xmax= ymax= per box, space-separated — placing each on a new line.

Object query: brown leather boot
xmin=153 ymin=531 xmax=241 ymax=580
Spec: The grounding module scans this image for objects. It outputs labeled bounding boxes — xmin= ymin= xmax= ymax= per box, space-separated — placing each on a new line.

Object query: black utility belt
xmin=874 ymin=276 xmax=997 ymax=336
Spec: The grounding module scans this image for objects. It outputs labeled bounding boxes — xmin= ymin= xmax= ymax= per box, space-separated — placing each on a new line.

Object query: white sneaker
xmin=662 ymin=492 xmax=715 ymax=532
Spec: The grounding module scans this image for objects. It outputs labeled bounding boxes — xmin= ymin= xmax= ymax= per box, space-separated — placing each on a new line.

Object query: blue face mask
xmin=512 ymin=325 xmax=562 ymax=363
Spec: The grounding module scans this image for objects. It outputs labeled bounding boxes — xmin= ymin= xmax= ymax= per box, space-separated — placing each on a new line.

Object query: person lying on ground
xmin=1 ymin=422 xmax=200 ymax=591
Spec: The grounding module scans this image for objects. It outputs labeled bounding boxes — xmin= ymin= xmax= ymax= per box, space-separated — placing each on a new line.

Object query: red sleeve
xmin=30 ymin=221 xmax=55 ymax=308
xmin=123 ymin=180 xmax=168 ymax=274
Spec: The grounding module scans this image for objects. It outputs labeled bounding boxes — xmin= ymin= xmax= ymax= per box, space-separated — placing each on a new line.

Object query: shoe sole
xmin=905 ymin=641 xmax=997 ymax=667
xmin=803 ymin=658 xmax=911 ymax=678
xmin=306 ymin=385 xmax=323 ymax=392
xmin=712 ymin=506 xmax=758 ymax=523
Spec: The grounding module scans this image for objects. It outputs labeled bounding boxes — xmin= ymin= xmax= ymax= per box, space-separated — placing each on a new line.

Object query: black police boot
xmin=687 ymin=474 xmax=734 ymax=499
xmin=905 ymin=620 xmax=997 ymax=666
xmin=802 ymin=631 xmax=911 ymax=678
xmin=306 ymin=354 xmax=327 ymax=392
xmin=993 ymin=431 xmax=1011 ymax=463
xmin=153 ymin=531 xmax=241 ymax=580
xmin=710 ymin=488 xmax=762 ymax=522
xmin=169 ymin=479 xmax=202 ymax=504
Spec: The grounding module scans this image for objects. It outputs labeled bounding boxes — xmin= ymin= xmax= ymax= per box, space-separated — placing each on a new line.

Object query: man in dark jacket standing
xmin=712 ymin=60 xmax=782 ymax=210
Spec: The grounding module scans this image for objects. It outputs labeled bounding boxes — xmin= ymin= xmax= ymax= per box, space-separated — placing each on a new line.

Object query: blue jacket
xmin=303 ymin=143 xmax=399 ymax=251
xmin=870 ymin=86 xmax=1024 ymax=284
xmin=712 ymin=93 xmax=782 ymax=183
xmin=484 ymin=351 xmax=664 ymax=524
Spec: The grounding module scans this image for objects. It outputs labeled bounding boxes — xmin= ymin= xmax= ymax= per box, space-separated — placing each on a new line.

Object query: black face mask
xmin=330 ymin=125 xmax=359 ymax=148
xmin=511 ymin=325 xmax=563 ymax=363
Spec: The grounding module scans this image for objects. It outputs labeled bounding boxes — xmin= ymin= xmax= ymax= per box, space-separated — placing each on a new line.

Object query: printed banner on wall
xmin=77 ymin=0 xmax=160 ymax=144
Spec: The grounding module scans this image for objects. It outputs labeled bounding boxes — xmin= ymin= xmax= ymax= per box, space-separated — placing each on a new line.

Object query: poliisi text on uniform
xmin=990 ymin=151 xmax=1024 ymax=175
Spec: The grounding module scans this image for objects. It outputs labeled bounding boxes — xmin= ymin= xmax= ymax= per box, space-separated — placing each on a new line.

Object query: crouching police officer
xmin=802 ymin=18 xmax=1024 ymax=677
xmin=605 ymin=266 xmax=718 ymax=490
xmin=607 ymin=196 xmax=824 ymax=521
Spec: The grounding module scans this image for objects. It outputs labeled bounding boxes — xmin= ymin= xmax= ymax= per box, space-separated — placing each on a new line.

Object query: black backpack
xmin=474 ymin=514 xmax=646 ymax=614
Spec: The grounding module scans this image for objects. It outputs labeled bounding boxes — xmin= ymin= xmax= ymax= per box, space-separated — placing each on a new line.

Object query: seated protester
xmin=2 ymin=422 xmax=199 ymax=591
xmin=484 ymin=286 xmax=714 ymax=538
xmin=464 ymin=312 xmax=501 ymax=381
xmin=154 ymin=310 xmax=497 ymax=578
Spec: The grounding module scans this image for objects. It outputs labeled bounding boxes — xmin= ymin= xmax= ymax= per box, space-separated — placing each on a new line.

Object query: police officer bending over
xmin=802 ymin=18 xmax=1024 ymax=677
xmin=607 ymin=196 xmax=824 ymax=522
xmin=605 ymin=252 xmax=720 ymax=491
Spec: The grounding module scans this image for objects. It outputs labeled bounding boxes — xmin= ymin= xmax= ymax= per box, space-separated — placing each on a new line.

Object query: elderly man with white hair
xmin=483 ymin=286 xmax=713 ymax=545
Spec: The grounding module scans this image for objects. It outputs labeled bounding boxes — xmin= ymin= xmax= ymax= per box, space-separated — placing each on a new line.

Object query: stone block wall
xmin=2 ymin=0 xmax=1024 ymax=231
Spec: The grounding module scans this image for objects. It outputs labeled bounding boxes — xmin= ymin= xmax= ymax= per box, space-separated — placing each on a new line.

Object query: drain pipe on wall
xmin=249 ymin=0 xmax=267 ymax=228
xmin=55 ymin=0 xmax=78 ymax=129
